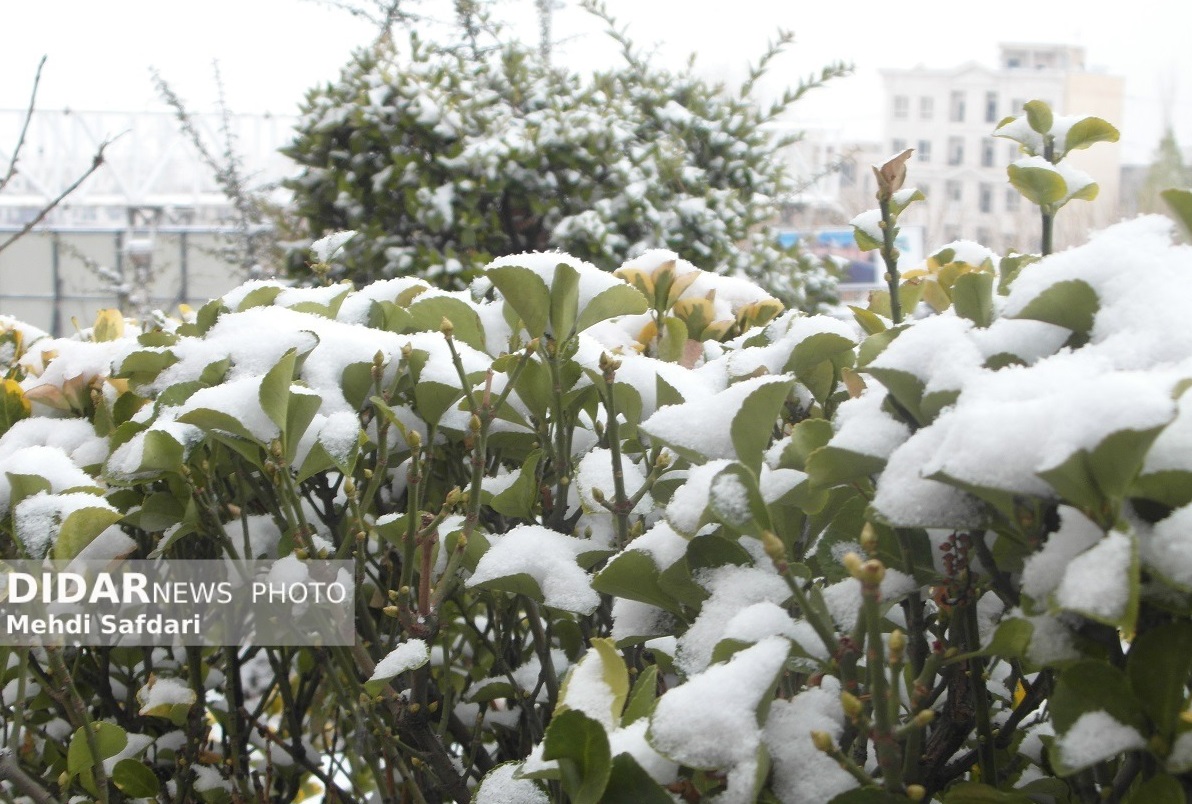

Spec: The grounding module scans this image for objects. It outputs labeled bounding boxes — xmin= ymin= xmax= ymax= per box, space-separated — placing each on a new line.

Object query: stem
xmin=877 ymin=197 xmax=903 ymax=325
xmin=599 ymin=357 xmax=631 ymax=547
xmin=963 ymin=597 xmax=998 ymax=785
xmin=0 ymin=750 xmax=54 ymax=804
xmin=861 ymin=576 xmax=904 ymax=791
xmin=45 ymin=648 xmax=109 ymax=803
xmin=524 ymin=598 xmax=560 ymax=709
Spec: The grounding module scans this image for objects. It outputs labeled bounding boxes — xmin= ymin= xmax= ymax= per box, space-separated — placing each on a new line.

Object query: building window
xmin=1007 ymin=143 xmax=1020 ymax=162
xmin=892 ymin=138 xmax=907 ymax=154
xmin=947 ymin=136 xmax=964 ymax=166
xmin=893 ymin=95 xmax=909 ymax=119
xmin=840 ymin=161 xmax=856 ymax=187
xmin=1006 ymin=188 xmax=1020 ymax=212
xmin=981 ymin=139 xmax=996 ymax=167
xmin=920 ymin=96 xmax=934 ymax=119
xmin=946 ymin=180 xmax=963 ymax=202
xmin=950 ymin=90 xmax=966 ymax=122
xmin=985 ymin=91 xmax=999 ymax=123
xmin=917 ymin=140 xmax=932 ymax=162
xmin=979 ymin=183 xmax=993 ymax=213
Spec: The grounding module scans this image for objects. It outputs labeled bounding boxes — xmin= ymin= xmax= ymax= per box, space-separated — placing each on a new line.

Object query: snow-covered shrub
xmin=6 ymin=100 xmax=1192 ymax=804
xmin=281 ymin=20 xmax=845 ymax=310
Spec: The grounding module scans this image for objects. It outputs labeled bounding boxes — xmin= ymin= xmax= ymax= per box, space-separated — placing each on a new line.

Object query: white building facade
xmin=880 ymin=44 xmax=1124 ymax=255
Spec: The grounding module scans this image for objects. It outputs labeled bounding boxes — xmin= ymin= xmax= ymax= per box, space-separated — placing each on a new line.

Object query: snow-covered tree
xmin=281 ymin=14 xmax=848 ymax=310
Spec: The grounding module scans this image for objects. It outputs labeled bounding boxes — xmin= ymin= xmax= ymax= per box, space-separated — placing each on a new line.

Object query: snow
xmin=765 ymin=677 xmax=857 ymax=804
xmin=0 ymin=417 xmax=108 ymax=468
xmin=640 ymin=375 xmax=791 ymax=462
xmin=677 ymin=565 xmax=790 ymax=675
xmin=1020 ymin=507 xmax=1105 ymax=603
xmin=1054 ymin=530 xmax=1133 ymax=623
xmin=820 ymin=570 xmax=918 ymax=632
xmin=176 ymin=375 xmax=280 ymax=443
xmin=1143 ymin=390 xmax=1192 ymax=475
xmin=829 ymin=388 xmax=911 ymax=459
xmin=969 ymin=318 xmax=1068 ymax=366
xmin=1011 ymin=156 xmax=1095 ymax=206
xmin=607 ymin=719 xmax=678 ymax=785
xmin=556 ymin=645 xmax=620 ymax=729
xmin=370 ymin=640 xmax=430 ymax=681
xmin=611 ymin=599 xmax=674 ymax=642
xmin=310 ymin=230 xmax=357 ymax=262
xmin=649 ymin=636 xmax=790 ymax=769
xmin=1054 ymin=711 xmax=1146 ymax=771
xmin=14 ymin=491 xmax=117 ymax=559
xmin=137 ymin=677 xmax=197 ymax=713
xmin=467 ymin=525 xmax=600 ymax=614
xmin=623 ymin=520 xmax=689 ymax=569
xmin=664 ymin=459 xmax=734 ymax=535
xmin=474 ymin=763 xmax=548 ymax=804
xmin=849 ymin=209 xmax=882 ymax=245
xmin=873 ymin=425 xmax=985 ymax=530
xmin=1143 ymin=505 xmax=1192 ymax=589
xmin=576 ymin=448 xmax=652 ymax=515
xmin=868 ymin=313 xmax=983 ymax=393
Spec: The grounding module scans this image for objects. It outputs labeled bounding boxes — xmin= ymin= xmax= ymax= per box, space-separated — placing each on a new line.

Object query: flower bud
xmin=860 ymin=522 xmax=878 ymax=555
xmin=888 ymin=629 xmax=906 ymax=663
xmin=913 ymin=709 xmax=935 ymax=728
xmin=810 ymin=730 xmax=835 ymax=753
xmin=761 ymin=531 xmax=786 ymax=564
xmin=906 ymin=784 xmax=926 ymax=802
xmin=840 ymin=691 xmax=863 ymax=720
xmin=440 ymin=317 xmax=454 ymax=337
xmin=383 ymin=605 xmax=399 ymax=618
xmin=842 ymin=551 xmax=864 ymax=578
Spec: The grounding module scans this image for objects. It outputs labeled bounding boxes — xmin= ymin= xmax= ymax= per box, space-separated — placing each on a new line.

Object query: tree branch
xmin=0 ymin=55 xmax=46 ymax=194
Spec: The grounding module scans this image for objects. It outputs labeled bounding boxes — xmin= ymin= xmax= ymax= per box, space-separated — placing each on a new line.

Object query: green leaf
xmin=285 ymin=388 xmax=325 ymax=465
xmin=780 ymin=418 xmax=835 ymax=471
xmin=1062 ymin=117 xmax=1119 ymax=157
xmin=1127 ymin=622 xmax=1192 ymax=738
xmin=67 ymin=722 xmax=128 ymax=777
xmin=53 ymin=502 xmax=125 ymax=560
xmin=940 ymin=781 xmax=1034 ymax=803
xmin=1050 ymin=660 xmax=1146 ymax=736
xmin=112 ymin=757 xmax=160 ymax=797
xmin=0 ymin=379 xmax=31 ymax=438
xmin=1024 ymin=100 xmax=1053 ymax=134
xmin=550 ymin=261 xmax=582 ymax=339
xmin=235 ymin=284 xmax=283 ymax=310
xmin=1007 ymin=163 xmax=1066 ymax=207
xmin=827 ymin=786 xmax=910 ymax=803
xmin=408 ymin=295 xmax=487 ymax=351
xmin=1013 ymin=279 xmax=1099 ymax=336
xmin=730 ymin=378 xmax=794 ymax=472
xmin=1162 ymin=188 xmax=1192 ymax=238
xmin=558 ymin=638 xmax=628 ymax=727
xmin=593 ymin=549 xmax=683 ymax=617
xmin=576 ymin=284 xmax=649 ymax=333
xmin=601 ymin=753 xmax=673 ymax=803
xmin=850 ymin=305 xmax=887 ymax=335
xmin=412 ymin=380 xmax=464 ymax=428
xmin=1131 ymin=469 xmax=1192 ymax=509
xmin=541 ymin=710 xmax=612 ymax=804
xmin=852 ymin=220 xmax=882 ymax=252
xmin=259 ymin=348 xmax=300 ymax=435
xmin=622 ymin=665 xmax=658 ymax=726
xmin=1038 ymin=426 xmax=1166 ymax=527
xmin=952 ymin=271 xmax=995 ymax=328
xmin=1123 ymin=774 xmax=1185 ymax=804
xmin=657 ymin=316 xmax=688 ymax=364
xmin=488 ymin=265 xmax=550 ymax=338
xmin=489 ymin=450 xmax=542 ymax=519
xmin=805 ymin=446 xmax=885 ymax=490
xmin=708 ymin=463 xmax=772 ymax=538
xmin=864 ymin=367 xmax=925 ymax=425
xmin=982 ymin=618 xmax=1034 ymax=660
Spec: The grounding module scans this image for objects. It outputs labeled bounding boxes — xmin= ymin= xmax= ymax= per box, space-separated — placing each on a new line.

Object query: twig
xmin=0 ymin=56 xmax=46 ymax=194
xmin=0 ymin=749 xmax=55 ymax=804
xmin=0 ymin=137 xmax=116 ymax=255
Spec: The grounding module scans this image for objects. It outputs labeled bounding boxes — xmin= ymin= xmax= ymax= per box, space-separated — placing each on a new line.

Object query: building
xmin=0 ymin=108 xmax=297 ymax=335
xmin=880 ymin=43 xmax=1124 ymax=255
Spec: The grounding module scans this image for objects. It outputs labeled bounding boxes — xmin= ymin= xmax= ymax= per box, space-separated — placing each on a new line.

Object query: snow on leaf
xmin=467 ymin=525 xmax=600 ymax=614
xmin=1054 ymin=710 xmax=1145 ymax=773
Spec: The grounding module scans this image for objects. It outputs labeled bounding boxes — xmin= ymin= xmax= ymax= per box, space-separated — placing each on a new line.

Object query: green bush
xmin=4 ymin=101 xmax=1192 ymax=804
xmin=281 ymin=19 xmax=846 ymax=311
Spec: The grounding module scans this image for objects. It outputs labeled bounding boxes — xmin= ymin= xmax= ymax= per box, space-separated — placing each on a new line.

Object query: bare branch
xmin=0 ymin=55 xmax=48 ymax=194
xmin=0 ymin=135 xmax=117 ymax=255
xmin=0 ymin=749 xmax=56 ymax=804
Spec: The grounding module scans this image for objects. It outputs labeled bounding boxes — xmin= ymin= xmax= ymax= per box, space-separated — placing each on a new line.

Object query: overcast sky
xmin=2 ymin=0 xmax=1191 ymax=165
